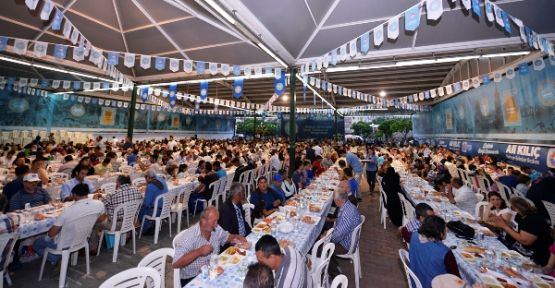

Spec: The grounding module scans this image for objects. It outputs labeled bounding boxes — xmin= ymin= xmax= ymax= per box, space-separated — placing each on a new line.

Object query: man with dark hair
xmin=189 ymin=162 xmax=219 ymax=214
xmin=9 ymin=173 xmax=51 ymax=211
xmin=400 ymin=203 xmax=435 ymax=242
xmin=446 ymin=177 xmax=477 ymax=214
xmin=2 ymin=165 xmax=29 ymax=207
xmin=139 ymin=169 xmax=169 ymax=235
xmin=213 ymin=161 xmax=226 ymax=179
xmin=250 ymin=176 xmax=284 ymax=218
xmin=173 ymin=207 xmax=246 ymax=286
xmin=243 ymin=262 xmax=274 ymax=288
xmin=255 ymin=235 xmax=307 ymax=288
xmin=218 ymin=182 xmax=251 ymax=237
xmin=57 ymin=155 xmax=78 ymax=175
xmin=61 ymin=164 xmax=96 ymax=201
xmin=33 ymin=183 xmax=105 ymax=264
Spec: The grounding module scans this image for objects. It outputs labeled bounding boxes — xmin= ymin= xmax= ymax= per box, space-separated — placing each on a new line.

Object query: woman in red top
xmin=312 ymin=156 xmax=326 ymax=176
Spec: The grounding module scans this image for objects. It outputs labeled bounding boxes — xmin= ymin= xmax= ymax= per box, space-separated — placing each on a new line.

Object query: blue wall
xmin=0 ymin=89 xmax=235 ymax=134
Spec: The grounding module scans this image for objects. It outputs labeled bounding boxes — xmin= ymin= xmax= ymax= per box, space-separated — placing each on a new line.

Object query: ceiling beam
xmin=154 ymin=40 xmax=244 ymax=56
xmin=51 ymin=1 xmax=121 ymax=33
xmin=295 ymin=0 xmax=342 ymax=60
xmin=29 ymin=0 xmax=78 ymax=49
xmin=131 ymin=0 xmax=190 ymax=60
xmin=112 ymin=0 xmax=136 ymax=78
xmin=0 ymin=15 xmax=68 ymax=42
xmin=123 ymin=16 xmax=195 ymax=33
xmin=303 ymin=0 xmax=318 ymax=27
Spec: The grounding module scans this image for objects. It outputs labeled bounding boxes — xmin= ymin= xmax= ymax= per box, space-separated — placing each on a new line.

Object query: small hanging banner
xmin=199 ymin=80 xmax=208 ymax=100
xmin=221 ymin=64 xmax=230 ymax=76
xmin=387 ymin=17 xmax=399 ymax=40
xmin=40 ymin=1 xmax=54 ymax=21
xmin=494 ymin=5 xmax=504 ymax=27
xmin=73 ymin=46 xmax=85 ymax=61
xmin=140 ymin=55 xmax=151 ymax=69
xmin=33 ymin=41 xmax=48 ymax=58
xmin=25 ymin=0 xmax=39 ymax=10
xmin=154 ymin=57 xmax=166 ymax=71
xmin=349 ymin=39 xmax=357 ymax=57
xmin=471 ymin=0 xmax=481 ymax=16
xmin=233 ymin=65 xmax=241 ymax=76
xmin=209 ymin=62 xmax=218 ymax=75
xmin=53 ymin=44 xmax=68 ymax=59
xmin=107 ymin=52 xmax=119 ymax=66
xmin=0 ymin=37 xmax=7 ymax=52
xmin=13 ymin=39 xmax=29 ymax=55
xmin=169 ymin=58 xmax=180 ymax=72
xmin=168 ymin=84 xmax=177 ymax=107
xmin=405 ymin=4 xmax=421 ymax=32
xmin=184 ymin=60 xmax=193 ymax=73
xmin=331 ymin=49 xmax=337 ymax=65
xmin=233 ymin=78 xmax=244 ymax=99
xmin=426 ymin=0 xmax=443 ymax=21
xmin=196 ymin=61 xmax=205 ymax=74
xmin=374 ymin=25 xmax=384 ymax=46
xmin=506 ymin=67 xmax=516 ymax=79
xmin=140 ymin=87 xmax=149 ymax=102
xmin=518 ymin=63 xmax=529 ymax=75
xmin=461 ymin=0 xmax=471 ymax=11
xmin=51 ymin=9 xmax=63 ymax=31
xmin=485 ymin=0 xmax=494 ymax=22
xmin=124 ymin=53 xmax=135 ymax=68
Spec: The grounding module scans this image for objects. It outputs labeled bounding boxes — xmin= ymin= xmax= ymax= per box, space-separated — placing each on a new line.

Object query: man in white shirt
xmin=312 ymin=144 xmax=323 ymax=157
xmin=33 ymin=183 xmax=106 ymax=264
xmin=446 ymin=177 xmax=478 ymax=214
xmin=60 ymin=165 xmax=97 ymax=201
xmin=270 ymin=150 xmax=281 ymax=172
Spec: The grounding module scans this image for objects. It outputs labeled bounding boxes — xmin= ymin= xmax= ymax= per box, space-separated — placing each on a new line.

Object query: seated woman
xmin=490 ymin=197 xmax=553 ymax=266
xmin=409 ymin=216 xmax=460 ymax=288
xmin=480 ymin=191 xmax=513 ymax=223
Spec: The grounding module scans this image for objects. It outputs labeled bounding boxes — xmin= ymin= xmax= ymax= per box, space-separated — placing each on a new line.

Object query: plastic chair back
xmin=99 ymin=267 xmax=161 ymax=288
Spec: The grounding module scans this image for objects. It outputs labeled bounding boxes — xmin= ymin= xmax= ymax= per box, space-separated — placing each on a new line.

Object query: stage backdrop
xmin=0 ymin=90 xmax=234 ymax=135
xmin=281 ymin=114 xmax=345 ymax=140
xmin=412 ymin=58 xmax=555 ymax=171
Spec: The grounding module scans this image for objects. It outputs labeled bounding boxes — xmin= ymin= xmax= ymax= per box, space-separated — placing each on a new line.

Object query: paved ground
xmin=10 ymin=189 xmax=408 ymax=288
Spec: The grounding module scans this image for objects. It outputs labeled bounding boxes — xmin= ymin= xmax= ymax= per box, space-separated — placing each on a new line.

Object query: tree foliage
xmin=236 ymin=118 xmax=278 ymax=136
xmin=351 ymin=121 xmax=374 ymax=137
xmin=376 ymin=118 xmax=412 ymax=141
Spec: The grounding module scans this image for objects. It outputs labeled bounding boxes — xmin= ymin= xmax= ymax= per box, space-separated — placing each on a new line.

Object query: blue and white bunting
xmin=209 ymin=62 xmax=218 ymax=75
xmin=339 ymin=44 xmax=348 ymax=61
xmin=233 ymin=65 xmax=241 ymax=76
xmin=405 ymin=4 xmax=421 ymax=32
xmin=140 ymin=55 xmax=151 ymax=69
xmin=196 ymin=61 xmax=205 ymax=74
xmin=14 ymin=39 xmax=28 ymax=55
xmin=221 ymin=64 xmax=230 ymax=76
xmin=482 ymin=74 xmax=491 ymax=85
xmin=323 ymin=53 xmax=330 ymax=68
xmin=73 ymin=46 xmax=85 ymax=61
xmin=53 ymin=44 xmax=67 ymax=59
xmin=437 ymin=87 xmax=444 ymax=97
xmin=51 ymin=9 xmax=63 ymax=31
xmin=426 ymin=0 xmax=443 ymax=21
xmin=169 ymin=58 xmax=180 ymax=72
xmin=445 ymin=85 xmax=453 ymax=95
xmin=199 ymin=81 xmax=208 ymax=100
xmin=233 ymin=78 xmax=244 ymax=99
xmin=183 ymin=60 xmax=193 ymax=73
xmin=140 ymin=87 xmax=149 ymax=102
xmin=533 ymin=58 xmax=545 ymax=71
xmin=485 ymin=1 xmax=494 ymax=22
xmin=471 ymin=77 xmax=480 ymax=88
xmin=89 ymin=47 xmax=101 ymax=64
xmin=387 ymin=17 xmax=399 ymax=40
xmin=25 ymin=0 xmax=39 ymax=10
xmin=462 ymin=80 xmax=470 ymax=90
xmin=0 ymin=37 xmax=7 ymax=52
xmin=154 ymin=57 xmax=166 ymax=71
xmin=331 ymin=49 xmax=337 ymax=65
xmin=506 ymin=67 xmax=515 ymax=79
xmin=70 ymin=29 xmax=79 ymax=45
xmin=493 ymin=5 xmax=504 ymax=27
xmin=124 ymin=53 xmax=135 ymax=68
xmin=62 ymin=21 xmax=72 ymax=39
xmin=40 ymin=1 xmax=54 ymax=20
xmin=72 ymin=81 xmax=81 ymax=90
xmin=461 ymin=0 xmax=471 ymax=11
xmin=255 ymin=67 xmax=263 ymax=75
xmin=518 ymin=63 xmax=528 ymax=75
xmin=501 ymin=10 xmax=511 ymax=33
xmin=107 ymin=52 xmax=119 ymax=66
xmin=493 ymin=71 xmax=502 ymax=82
xmin=62 ymin=80 xmax=71 ymax=90
xmin=471 ymin=0 xmax=481 ymax=16
xmin=168 ymin=84 xmax=177 ymax=107
xmin=349 ymin=39 xmax=357 ymax=58
xmin=33 ymin=41 xmax=48 ymax=58
xmin=374 ymin=25 xmax=384 ymax=46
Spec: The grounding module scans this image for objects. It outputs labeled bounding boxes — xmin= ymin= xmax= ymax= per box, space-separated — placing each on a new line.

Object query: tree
xmin=376 ymin=118 xmax=412 ymax=142
xmin=351 ymin=121 xmax=373 ymax=138
xmin=236 ymin=118 xmax=278 ymax=136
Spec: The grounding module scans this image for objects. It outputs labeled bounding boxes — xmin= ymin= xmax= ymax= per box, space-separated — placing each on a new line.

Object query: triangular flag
xmin=323 ymin=53 xmax=330 ymax=67
xmin=501 ymin=10 xmax=511 ymax=33
xmin=243 ymin=66 xmax=252 ymax=76
xmin=374 ymin=25 xmax=384 ymax=46
xmin=184 ymin=60 xmax=193 ymax=73
xmin=89 ymin=47 xmax=101 ymax=64
xmin=339 ymin=44 xmax=348 ymax=61
xmin=196 ymin=61 xmax=205 ymax=74
xmin=533 ymin=58 xmax=545 ymax=71
xmin=405 ymin=4 xmax=421 ymax=32
xmin=52 ymin=80 xmax=60 ymax=89
xmin=25 ymin=0 xmax=39 ymax=10
xmin=221 ymin=64 xmax=230 ymax=76
xmin=107 ymin=51 xmax=119 ymax=66
xmin=471 ymin=0 xmax=481 ymax=16
xmin=51 ymin=9 xmax=63 ymax=31
xmin=13 ymin=39 xmax=29 ymax=55
xmin=485 ymin=0 xmax=494 ymax=22
xmin=70 ymin=29 xmax=79 ymax=44
xmin=209 ymin=62 xmax=218 ymax=75
xmin=426 ymin=0 xmax=443 ymax=21
xmin=154 ymin=57 xmax=166 ymax=71
xmin=493 ymin=71 xmax=502 ymax=82
xmin=40 ymin=1 xmax=54 ymax=20
xmin=494 ymin=5 xmax=504 ymax=27
xmin=169 ymin=58 xmax=180 ymax=72
xmin=124 ymin=53 xmax=135 ymax=68
xmin=233 ymin=65 xmax=241 ymax=76
xmin=471 ymin=77 xmax=480 ymax=88
xmin=461 ymin=0 xmax=471 ymax=11
xmin=387 ymin=17 xmax=399 ymax=40
xmin=506 ymin=67 xmax=515 ymax=79
xmin=349 ymin=39 xmax=357 ymax=57
xmin=62 ymin=21 xmax=72 ymax=39
xmin=140 ymin=55 xmax=151 ymax=69
xmin=33 ymin=41 xmax=48 ymax=57
xmin=73 ymin=46 xmax=85 ymax=61
xmin=62 ymin=80 xmax=71 ymax=90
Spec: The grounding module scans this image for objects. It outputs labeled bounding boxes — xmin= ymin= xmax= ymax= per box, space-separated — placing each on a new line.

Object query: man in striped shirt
xmin=255 ymin=235 xmax=308 ymax=288
xmin=8 ymin=173 xmax=51 ymax=211
xmin=327 ymin=189 xmax=361 ymax=277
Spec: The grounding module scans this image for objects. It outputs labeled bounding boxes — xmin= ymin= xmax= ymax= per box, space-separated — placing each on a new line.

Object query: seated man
xmin=243 ymin=262 xmax=274 ymax=288
xmin=213 ymin=161 xmax=227 ymax=179
xmin=446 ymin=177 xmax=478 ymax=215
xmin=218 ymin=183 xmax=251 ymax=237
xmin=9 ymin=173 xmax=51 ymax=211
xmin=172 ymin=207 xmax=246 ymax=286
xmin=3 ymin=165 xmax=29 ymax=209
xmin=90 ymin=175 xmax=143 ymax=253
xmin=270 ymin=174 xmax=286 ymax=200
xmin=326 ymin=189 xmax=361 ymax=278
xmin=188 ymin=162 xmax=219 ymax=214
xmin=250 ymin=176 xmax=284 ymax=218
xmin=139 ymin=169 xmax=169 ymax=235
xmin=255 ymin=235 xmax=308 ymax=288
xmin=400 ymin=203 xmax=434 ymax=243
xmin=61 ymin=164 xmax=97 ymax=201
xmin=343 ymin=167 xmax=360 ymax=200
xmin=33 ymin=183 xmax=106 ymax=264
xmin=57 ymin=155 xmax=78 ymax=175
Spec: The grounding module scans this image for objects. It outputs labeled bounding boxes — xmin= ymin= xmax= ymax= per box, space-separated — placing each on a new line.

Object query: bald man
xmin=173 ymin=207 xmax=247 ymax=286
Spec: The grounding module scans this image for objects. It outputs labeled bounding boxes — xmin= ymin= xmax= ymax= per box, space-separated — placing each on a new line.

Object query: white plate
xmin=278 ymin=222 xmax=294 ymax=234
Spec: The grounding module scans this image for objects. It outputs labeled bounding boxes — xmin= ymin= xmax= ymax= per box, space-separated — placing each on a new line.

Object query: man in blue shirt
xmin=60 ymin=164 xmax=97 ymax=201
xmin=3 ymin=165 xmax=29 ymax=211
xmin=270 ymin=174 xmax=286 ymax=200
xmin=213 ymin=161 xmax=227 ymax=179
xmin=364 ymin=149 xmax=378 ymax=193
xmin=139 ymin=169 xmax=169 ymax=235
xmin=125 ymin=148 xmax=138 ymax=166
xmin=9 ymin=173 xmax=51 ymax=211
xmin=250 ymin=176 xmax=283 ymax=218
xmin=344 ymin=150 xmax=363 ymax=186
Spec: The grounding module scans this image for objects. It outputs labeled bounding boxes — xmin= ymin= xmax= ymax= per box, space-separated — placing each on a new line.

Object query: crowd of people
xmin=0 ymin=134 xmax=554 ymax=287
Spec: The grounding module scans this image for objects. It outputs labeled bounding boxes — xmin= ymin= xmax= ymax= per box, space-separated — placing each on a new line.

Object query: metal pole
xmin=194 ymin=110 xmax=198 ymax=139
xmin=253 ymin=111 xmax=257 ymax=140
xmin=127 ymin=84 xmax=138 ymax=141
xmin=334 ymin=111 xmax=338 ymax=141
xmin=288 ymin=67 xmax=297 ymax=177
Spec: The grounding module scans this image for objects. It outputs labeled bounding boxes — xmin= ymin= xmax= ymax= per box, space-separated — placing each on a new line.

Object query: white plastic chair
xmin=139 ymin=191 xmax=175 ymax=244
xmin=336 ymin=215 xmax=365 ymax=288
xmin=99 ymin=267 xmax=161 ymax=288
xmin=171 ymin=184 xmax=193 ymax=232
xmin=398 ymin=193 xmax=414 ymax=227
xmin=309 ymin=228 xmax=334 ymax=276
xmin=379 ymin=184 xmax=388 ymax=229
xmin=224 ymin=172 xmax=235 ymax=200
xmin=242 ymin=203 xmax=255 ymax=229
xmin=96 ymin=199 xmax=142 ymax=262
xmin=137 ymin=248 xmax=180 ymax=288
xmin=38 ymin=211 xmax=101 ymax=288
xmin=193 ymin=179 xmax=221 ymax=215
xmin=543 ymin=201 xmax=555 ymax=228
xmin=311 ymin=242 xmax=335 ymax=288
xmin=100 ymin=182 xmax=117 ymax=194
xmin=172 ymin=229 xmax=189 ymax=249
xmin=0 ymin=233 xmax=17 ymax=288
xmin=398 ymin=249 xmax=423 ymax=288
xmin=475 ymin=201 xmax=490 ymax=220
xmin=330 ymin=275 xmax=348 ymax=288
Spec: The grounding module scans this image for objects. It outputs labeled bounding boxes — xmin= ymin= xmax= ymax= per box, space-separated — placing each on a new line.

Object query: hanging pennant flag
xmin=461 ymin=0 xmax=471 ymax=11
xmin=62 ymin=21 xmax=72 ymax=39
xmin=72 ymin=81 xmax=81 ymax=90
xmin=518 ymin=63 xmax=529 ymax=75
xmin=316 ymin=58 xmax=323 ymax=70
xmin=154 ymin=57 xmax=166 ymax=71
xmin=33 ymin=41 xmax=48 ymax=57
xmin=302 ymin=74 xmax=308 ymax=102
xmin=484 ymin=0 xmax=494 ymax=22
xmin=209 ymin=62 xmax=218 ymax=75
xmin=349 ymin=39 xmax=357 ymax=57
xmin=424 ymin=91 xmax=430 ymax=100
xmin=430 ymin=89 xmax=437 ymax=98
xmin=40 ymin=79 xmax=49 ymax=88
xmin=51 ymin=9 xmax=63 ymax=31
xmin=29 ymin=78 xmax=38 ymax=87
xmin=169 ymin=58 xmax=180 ymax=72
xmin=471 ymin=77 xmax=480 ymax=88
xmin=493 ymin=5 xmax=504 ymax=27
xmin=221 ymin=64 xmax=230 ymax=76
xmin=339 ymin=44 xmax=348 ymax=61
xmin=231 ymin=65 xmax=240 ymax=76
xmin=196 ymin=61 xmax=205 ymax=74
xmin=405 ymin=4 xmax=421 ymax=32
xmin=140 ymin=55 xmax=151 ymax=69
xmin=374 ymin=25 xmax=384 ymax=46
xmin=83 ymin=82 xmax=91 ymax=90
xmin=471 ymin=0 xmax=481 ymax=16
xmin=418 ymin=92 xmax=424 ymax=101
xmin=70 ymin=29 xmax=79 ymax=44
xmin=107 ymin=52 xmax=119 ymax=65
xmin=482 ymin=74 xmax=491 ymax=85
xmin=52 ymin=80 xmax=60 ymax=89
xmin=168 ymin=84 xmax=177 ymax=107
xmin=437 ymin=87 xmax=445 ymax=97
xmin=501 ymin=10 xmax=511 ymax=33
xmin=26 ymin=0 xmax=39 ymax=10
xmin=0 ymin=37 xmax=7 ymax=52
xmin=199 ymin=81 xmax=208 ymax=100
xmin=53 ymin=43 xmax=68 ymax=59
xmin=233 ymin=78 xmax=244 ymax=99
xmin=243 ymin=66 xmax=252 ymax=76
xmin=62 ymin=80 xmax=71 ymax=90
xmin=40 ymin=1 xmax=54 ymax=20
xmin=331 ymin=49 xmax=338 ymax=65
xmin=180 ymin=60 xmax=191 ymax=73
xmin=72 ymin=46 xmax=85 ymax=61
xmin=445 ymin=85 xmax=453 ymax=95
xmin=426 ymin=0 xmax=443 ymax=20
xmin=140 ymin=87 xmax=149 ymax=102
xmin=387 ymin=17 xmax=399 ymax=40
xmin=453 ymin=82 xmax=462 ymax=93
xmin=323 ymin=53 xmax=330 ymax=67
xmin=493 ymin=71 xmax=502 ymax=82
xmin=255 ymin=67 xmax=263 ymax=75
xmin=13 ymin=39 xmax=29 ymax=55
xmin=123 ymin=53 xmax=135 ymax=68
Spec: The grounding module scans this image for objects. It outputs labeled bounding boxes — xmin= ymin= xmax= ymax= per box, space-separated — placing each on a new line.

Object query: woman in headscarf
xmin=381 ymin=166 xmax=404 ymax=227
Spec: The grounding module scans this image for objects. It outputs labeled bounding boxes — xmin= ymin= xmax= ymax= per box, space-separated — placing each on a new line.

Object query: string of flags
xmin=403 ymin=55 xmax=554 ymax=103
xmin=307 ymin=76 xmax=375 ymax=104
xmin=0 ymin=76 xmax=132 ymax=93
xmin=301 ymin=0 xmax=554 ymax=74
xmin=22 ymin=0 xmax=130 ymax=84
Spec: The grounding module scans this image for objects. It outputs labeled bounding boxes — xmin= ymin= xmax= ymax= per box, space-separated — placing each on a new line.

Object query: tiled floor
xmin=10 ymin=191 xmax=408 ymax=288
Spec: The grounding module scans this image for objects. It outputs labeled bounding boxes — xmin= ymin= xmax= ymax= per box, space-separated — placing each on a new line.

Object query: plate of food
xmin=485 ymin=270 xmax=521 ymax=288
xmin=460 ymin=251 xmax=476 ymax=262
xmin=278 ymin=239 xmax=294 ymax=248
xmin=253 ymin=223 xmax=271 ymax=234
xmin=308 ymin=203 xmax=322 ymax=213
xmin=500 ymin=250 xmax=525 ymax=260
xmin=225 ymin=246 xmax=247 ymax=256
xmin=301 ymin=215 xmax=321 ymax=225
xmin=285 ymin=199 xmax=299 ymax=207
xmin=479 ymin=274 xmax=504 ymax=288
xmin=463 ymin=245 xmax=485 ymax=254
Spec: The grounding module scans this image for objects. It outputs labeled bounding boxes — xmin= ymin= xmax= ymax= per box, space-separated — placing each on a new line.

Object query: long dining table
xmin=395 ymin=166 xmax=555 ymax=288
xmin=184 ymin=170 xmax=340 ymax=288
